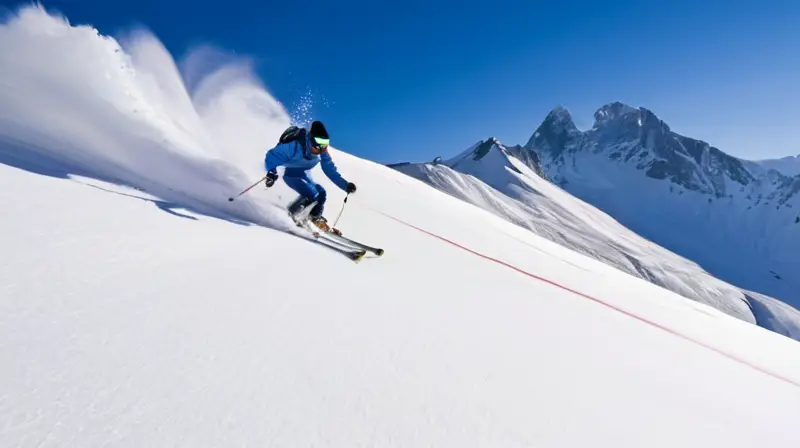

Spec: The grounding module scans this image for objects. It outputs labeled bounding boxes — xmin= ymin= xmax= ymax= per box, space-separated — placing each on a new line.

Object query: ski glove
xmin=265 ymin=171 xmax=278 ymax=188
xmin=346 ymin=182 xmax=357 ymax=194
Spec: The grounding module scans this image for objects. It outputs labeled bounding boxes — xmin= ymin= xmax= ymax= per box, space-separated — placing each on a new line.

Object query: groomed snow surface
xmin=3 ymin=6 xmax=800 ymax=447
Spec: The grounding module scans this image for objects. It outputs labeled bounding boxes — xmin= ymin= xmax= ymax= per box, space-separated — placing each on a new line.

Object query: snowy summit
xmin=526 ymin=102 xmax=800 ymax=307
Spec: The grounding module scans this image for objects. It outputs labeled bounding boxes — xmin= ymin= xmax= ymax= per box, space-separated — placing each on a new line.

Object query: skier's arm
xmin=320 ymin=151 xmax=349 ymax=191
xmin=264 ymin=143 xmax=292 ymax=173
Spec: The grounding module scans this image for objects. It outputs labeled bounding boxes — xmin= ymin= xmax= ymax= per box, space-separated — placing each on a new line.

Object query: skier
xmin=264 ymin=121 xmax=356 ymax=231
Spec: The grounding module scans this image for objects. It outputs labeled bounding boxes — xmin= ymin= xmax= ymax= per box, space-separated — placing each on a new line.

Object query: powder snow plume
xmin=0 ymin=4 xmax=295 ymax=228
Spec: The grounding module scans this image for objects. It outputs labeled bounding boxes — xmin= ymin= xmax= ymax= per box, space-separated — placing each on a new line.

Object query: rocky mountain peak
xmin=543 ymin=106 xmax=579 ymax=132
xmin=524 ymin=106 xmax=580 ymax=158
xmin=591 ymin=102 xmax=670 ymax=133
xmin=458 ymin=137 xmax=548 ymax=180
xmin=523 ymin=102 xmax=766 ymax=198
xmin=471 ymin=138 xmax=501 ymax=161
xmin=593 ymin=102 xmax=639 ymax=124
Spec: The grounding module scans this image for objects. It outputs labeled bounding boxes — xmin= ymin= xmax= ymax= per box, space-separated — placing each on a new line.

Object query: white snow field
xmin=2 ymin=6 xmax=800 ymax=447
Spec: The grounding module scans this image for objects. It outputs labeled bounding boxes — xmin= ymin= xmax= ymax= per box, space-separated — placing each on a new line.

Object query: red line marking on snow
xmin=383 ymin=214 xmax=800 ymax=390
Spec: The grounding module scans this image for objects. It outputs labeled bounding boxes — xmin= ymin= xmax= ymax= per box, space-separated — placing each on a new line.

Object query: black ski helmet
xmin=309 ymin=121 xmax=329 ymax=140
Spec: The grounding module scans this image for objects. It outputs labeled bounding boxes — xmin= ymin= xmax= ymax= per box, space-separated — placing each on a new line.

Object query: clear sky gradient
xmin=6 ymin=0 xmax=800 ymax=163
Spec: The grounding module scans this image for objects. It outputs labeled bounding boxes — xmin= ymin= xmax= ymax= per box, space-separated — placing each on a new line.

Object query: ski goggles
xmin=311 ymin=137 xmax=329 ymax=154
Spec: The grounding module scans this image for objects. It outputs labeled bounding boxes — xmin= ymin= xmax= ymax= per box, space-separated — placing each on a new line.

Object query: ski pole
xmin=332 ymin=193 xmax=349 ymax=227
xmin=228 ymin=174 xmax=268 ymax=202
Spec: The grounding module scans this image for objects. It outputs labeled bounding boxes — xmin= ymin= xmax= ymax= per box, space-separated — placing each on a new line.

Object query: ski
xmin=288 ymin=214 xmax=366 ymax=262
xmin=318 ymin=238 xmax=367 ymax=262
xmin=348 ymin=249 xmax=367 ymax=263
xmin=290 ymin=226 xmax=366 ymax=262
xmin=309 ymin=231 xmax=367 ymax=262
xmin=287 ymin=204 xmax=376 ymax=262
xmin=313 ymin=229 xmax=384 ymax=256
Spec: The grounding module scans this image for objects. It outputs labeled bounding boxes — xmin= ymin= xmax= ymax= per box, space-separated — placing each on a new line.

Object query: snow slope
xmin=3 ymin=6 xmax=800 ymax=446
xmin=8 ymin=148 xmax=800 ymax=447
xmin=393 ymin=139 xmax=800 ymax=340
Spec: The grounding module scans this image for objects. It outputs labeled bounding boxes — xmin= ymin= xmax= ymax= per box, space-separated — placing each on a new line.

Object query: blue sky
xmin=7 ymin=0 xmax=800 ymax=163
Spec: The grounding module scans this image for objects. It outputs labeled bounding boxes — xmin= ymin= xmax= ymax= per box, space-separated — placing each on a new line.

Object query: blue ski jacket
xmin=264 ymin=132 xmax=349 ymax=191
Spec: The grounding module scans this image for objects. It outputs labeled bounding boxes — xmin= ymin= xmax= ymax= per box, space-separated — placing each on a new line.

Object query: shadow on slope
xmin=746 ymin=292 xmax=800 ymax=341
xmin=82 ymin=183 xmax=199 ymax=222
xmin=0 ymin=137 xmax=93 ymax=180
xmin=0 ymin=138 xmax=253 ymax=227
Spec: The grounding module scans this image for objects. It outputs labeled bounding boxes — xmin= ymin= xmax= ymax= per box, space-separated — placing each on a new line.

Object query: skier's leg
xmin=308 ymin=183 xmax=327 ymax=218
xmin=283 ymin=168 xmax=317 ymax=215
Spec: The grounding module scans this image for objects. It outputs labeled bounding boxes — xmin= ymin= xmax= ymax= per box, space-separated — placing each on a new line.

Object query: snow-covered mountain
xmin=393 ymin=138 xmax=800 ymax=340
xmin=393 ymin=102 xmax=800 ymax=337
xmin=524 ymin=102 xmax=800 ymax=309
xmin=759 ymin=154 xmax=800 ymax=176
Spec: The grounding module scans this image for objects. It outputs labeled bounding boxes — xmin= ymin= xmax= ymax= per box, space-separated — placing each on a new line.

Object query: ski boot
xmin=310 ymin=216 xmax=331 ymax=232
xmin=288 ymin=197 xmax=317 ymax=227
xmin=312 ymin=216 xmax=345 ymax=236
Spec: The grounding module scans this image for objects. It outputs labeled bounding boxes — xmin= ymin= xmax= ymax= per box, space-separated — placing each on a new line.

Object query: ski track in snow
xmin=3 ymin=5 xmax=800 ymax=447
xmin=381 ymin=213 xmax=800 ymax=389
